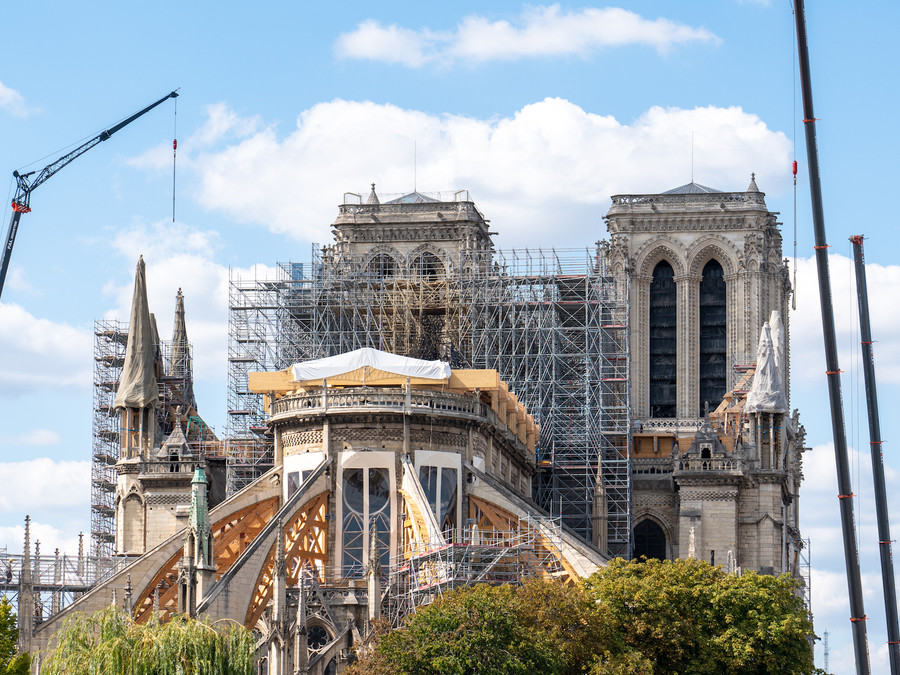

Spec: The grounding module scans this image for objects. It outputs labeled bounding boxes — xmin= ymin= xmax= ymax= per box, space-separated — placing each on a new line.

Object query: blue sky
xmin=1 ymin=2 xmax=898 ymax=671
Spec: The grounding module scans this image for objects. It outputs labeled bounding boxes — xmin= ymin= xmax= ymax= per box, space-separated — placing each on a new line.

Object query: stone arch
xmin=686 ymin=236 xmax=740 ymax=278
xmin=634 ymin=236 xmax=687 ymax=279
xmin=407 ymin=244 xmax=449 ymax=278
xmin=632 ymin=515 xmax=670 ymax=561
xmin=306 ymin=618 xmax=336 ymax=655
xmin=121 ymin=493 xmax=145 ymax=554
xmin=364 ymin=246 xmax=401 ymax=280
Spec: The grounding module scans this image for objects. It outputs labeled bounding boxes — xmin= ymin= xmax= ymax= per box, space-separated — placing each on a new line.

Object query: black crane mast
xmin=793 ymin=1 xmax=871 ymax=672
xmin=0 ymin=90 xmax=178 ymax=299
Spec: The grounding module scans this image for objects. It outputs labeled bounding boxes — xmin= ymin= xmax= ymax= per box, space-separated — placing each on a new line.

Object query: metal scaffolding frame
xmin=91 ymin=320 xmax=213 ymax=557
xmin=227 ymin=244 xmax=630 ymax=554
xmin=0 ymin=545 xmax=138 ymax=623
xmin=384 ymin=520 xmax=567 ymax=626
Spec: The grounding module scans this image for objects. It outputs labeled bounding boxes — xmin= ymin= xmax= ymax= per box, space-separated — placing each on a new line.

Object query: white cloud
xmin=790 ymin=253 xmax=900 ymax=385
xmin=335 ymin=6 xmax=720 ymax=67
xmin=0 ymin=520 xmax=86 ymax=559
xmin=0 ymin=458 xmax=90 ymax=512
xmin=127 ymin=102 xmax=262 ymax=171
xmin=0 ymin=303 xmax=93 ymax=396
xmin=0 ymin=429 xmax=62 ymax=447
xmin=191 ymin=98 xmax=790 ymax=247
xmin=102 ymin=219 xmax=277 ymax=386
xmin=0 ymin=80 xmax=28 ymax=117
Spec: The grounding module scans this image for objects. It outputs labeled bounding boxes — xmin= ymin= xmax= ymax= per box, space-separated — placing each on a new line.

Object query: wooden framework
xmin=245 ymin=491 xmax=330 ymax=629
xmin=249 ymin=367 xmax=539 ymax=453
xmin=133 ymin=496 xmax=279 ymax=623
xmin=468 ymin=495 xmax=578 ymax=584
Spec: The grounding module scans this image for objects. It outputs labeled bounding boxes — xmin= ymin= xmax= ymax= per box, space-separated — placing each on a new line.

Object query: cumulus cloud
xmin=101 ymin=219 xmax=277 ymax=385
xmin=335 ymin=5 xmax=720 ymax=67
xmin=191 ymin=98 xmax=790 ymax=247
xmin=0 ymin=429 xmax=62 ymax=447
xmin=0 ymin=80 xmax=28 ymax=117
xmin=127 ymin=102 xmax=262 ymax=171
xmin=0 ymin=303 xmax=93 ymax=396
xmin=0 ymin=458 xmax=90 ymax=512
xmin=790 ymin=253 xmax=900 ymax=385
xmin=0 ymin=519 xmax=86 ymax=559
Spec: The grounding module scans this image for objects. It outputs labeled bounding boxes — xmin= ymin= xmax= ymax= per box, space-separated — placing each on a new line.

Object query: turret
xmin=179 ymin=467 xmax=217 ymax=616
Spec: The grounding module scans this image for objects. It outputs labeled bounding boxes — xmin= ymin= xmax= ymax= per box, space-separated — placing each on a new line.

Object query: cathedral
xmin=15 ymin=177 xmax=805 ymax=673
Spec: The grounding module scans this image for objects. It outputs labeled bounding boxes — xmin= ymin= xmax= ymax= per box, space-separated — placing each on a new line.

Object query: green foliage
xmin=5 ymin=652 xmax=30 ymax=675
xmin=584 ymin=557 xmax=815 ymax=675
xmin=352 ymin=559 xmax=816 ymax=675
xmin=383 ymin=583 xmax=565 ymax=675
xmin=0 ymin=598 xmax=17 ymax=671
xmin=43 ymin=605 xmax=256 ymax=675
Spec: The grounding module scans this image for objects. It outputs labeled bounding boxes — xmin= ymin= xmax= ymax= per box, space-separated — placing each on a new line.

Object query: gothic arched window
xmin=633 ymin=519 xmax=667 ymax=560
xmin=368 ymin=253 xmax=396 ymax=280
xmin=699 ymin=259 xmax=726 ymax=413
xmin=411 ymin=252 xmax=444 ymax=280
xmin=649 ymin=260 xmax=676 ymax=418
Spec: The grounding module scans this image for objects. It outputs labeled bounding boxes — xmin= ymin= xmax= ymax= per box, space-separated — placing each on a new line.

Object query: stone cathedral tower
xmin=605 ymin=177 xmax=805 ymax=576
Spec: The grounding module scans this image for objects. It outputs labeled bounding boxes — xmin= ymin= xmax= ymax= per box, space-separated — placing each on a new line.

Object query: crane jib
xmin=0 ymin=89 xmax=178 ymax=301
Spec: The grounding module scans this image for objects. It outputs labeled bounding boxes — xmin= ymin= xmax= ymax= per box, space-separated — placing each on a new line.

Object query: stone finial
xmin=747 ymin=172 xmax=760 ymax=192
xmin=22 ymin=516 xmax=30 ymax=567
xmin=124 ymin=575 xmax=134 ymax=615
xmin=366 ymin=183 xmax=380 ymax=205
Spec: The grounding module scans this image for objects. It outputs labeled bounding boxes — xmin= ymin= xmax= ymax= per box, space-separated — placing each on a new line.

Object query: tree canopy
xmin=350 ymin=558 xmax=816 ymax=675
xmin=43 ymin=605 xmax=256 ymax=675
xmin=0 ymin=598 xmax=17 ymax=672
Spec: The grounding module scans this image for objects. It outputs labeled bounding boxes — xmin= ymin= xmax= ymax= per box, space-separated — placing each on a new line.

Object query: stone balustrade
xmin=675 ymin=457 xmax=743 ymax=474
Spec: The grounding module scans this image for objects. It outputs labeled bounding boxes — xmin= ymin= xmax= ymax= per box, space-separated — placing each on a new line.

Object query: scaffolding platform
xmin=227 ymin=244 xmax=631 ymax=555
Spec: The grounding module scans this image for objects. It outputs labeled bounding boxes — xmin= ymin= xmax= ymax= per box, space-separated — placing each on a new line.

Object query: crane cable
xmin=792 ymin=0 xmax=798 ymax=311
xmin=172 ymin=96 xmax=178 ymax=223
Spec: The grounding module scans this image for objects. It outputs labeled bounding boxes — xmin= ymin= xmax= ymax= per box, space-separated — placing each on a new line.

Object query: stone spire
xmin=747 ymin=172 xmax=760 ymax=193
xmin=114 ymin=256 xmax=159 ymax=410
xmin=190 ymin=467 xmax=216 ymax=601
xmin=366 ymin=183 xmax=380 ymax=205
xmin=170 ymin=289 xmax=196 ymax=411
xmin=18 ymin=516 xmax=33 ymax=653
xmin=367 ymin=520 xmax=382 ymax=622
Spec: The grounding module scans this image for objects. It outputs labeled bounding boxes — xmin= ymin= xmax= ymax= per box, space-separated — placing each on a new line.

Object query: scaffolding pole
xmin=227 ymin=244 xmax=631 ymax=555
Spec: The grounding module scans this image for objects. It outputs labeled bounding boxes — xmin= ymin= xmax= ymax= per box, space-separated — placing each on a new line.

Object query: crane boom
xmin=0 ymin=90 xmax=178 ymax=300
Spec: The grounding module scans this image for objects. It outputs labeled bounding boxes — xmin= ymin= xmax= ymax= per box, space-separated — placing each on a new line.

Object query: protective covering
xmin=745 ymin=322 xmax=787 ymax=413
xmin=291 ymin=347 xmax=451 ymax=382
xmin=769 ymin=310 xmax=785 ymax=383
xmin=114 ymin=257 xmax=159 ymax=409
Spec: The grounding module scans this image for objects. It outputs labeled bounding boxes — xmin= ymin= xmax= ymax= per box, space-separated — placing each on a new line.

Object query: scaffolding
xmin=0 ymin=544 xmax=138 ymax=623
xmin=227 ymin=242 xmax=631 ymax=554
xmin=91 ymin=320 xmax=217 ymax=557
xmin=384 ymin=519 xmax=567 ymax=626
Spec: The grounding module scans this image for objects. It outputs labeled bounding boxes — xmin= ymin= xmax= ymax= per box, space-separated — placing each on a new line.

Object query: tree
xmin=584 ymin=557 xmax=815 ymax=675
xmin=43 ymin=605 xmax=256 ymax=675
xmin=366 ymin=583 xmax=564 ymax=675
xmin=0 ymin=598 xmax=16 ymax=671
xmin=5 ymin=653 xmax=30 ymax=675
xmin=352 ymin=559 xmax=815 ymax=675
xmin=349 ymin=579 xmax=649 ymax=675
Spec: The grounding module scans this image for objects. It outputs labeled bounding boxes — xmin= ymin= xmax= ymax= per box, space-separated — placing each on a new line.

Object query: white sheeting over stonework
xmin=769 ymin=310 xmax=785 ymax=384
xmin=114 ymin=256 xmax=159 ymax=409
xmin=745 ymin=322 xmax=787 ymax=413
xmin=291 ymin=347 xmax=451 ymax=382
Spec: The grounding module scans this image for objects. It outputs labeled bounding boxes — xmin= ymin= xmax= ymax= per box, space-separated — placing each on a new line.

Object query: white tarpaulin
xmin=291 ymin=347 xmax=451 ymax=382
xmin=114 ymin=256 xmax=159 ymax=409
xmin=769 ymin=310 xmax=785 ymax=384
xmin=745 ymin=322 xmax=788 ymax=413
